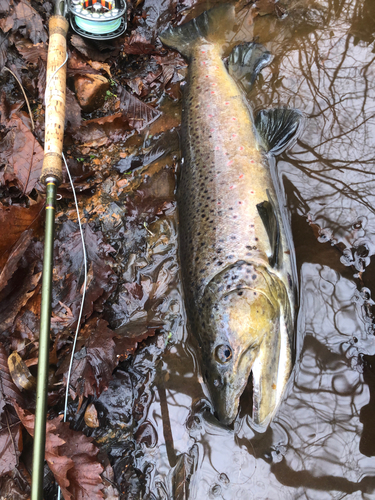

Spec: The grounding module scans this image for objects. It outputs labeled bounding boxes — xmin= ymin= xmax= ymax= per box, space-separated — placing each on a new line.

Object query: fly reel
xmin=67 ymin=0 xmax=127 ymax=40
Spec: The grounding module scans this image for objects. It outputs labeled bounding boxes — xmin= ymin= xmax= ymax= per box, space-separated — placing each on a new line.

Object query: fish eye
xmin=215 ymin=344 xmax=232 ymax=364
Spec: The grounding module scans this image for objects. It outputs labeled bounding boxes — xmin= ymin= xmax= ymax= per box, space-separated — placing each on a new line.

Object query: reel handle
xmin=40 ymin=15 xmax=69 ymax=186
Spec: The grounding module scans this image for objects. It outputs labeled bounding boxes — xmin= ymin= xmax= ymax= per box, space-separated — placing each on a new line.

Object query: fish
xmin=160 ymin=4 xmax=303 ymax=429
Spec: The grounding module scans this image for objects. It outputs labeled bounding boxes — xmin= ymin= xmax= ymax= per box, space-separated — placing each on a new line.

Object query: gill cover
xmin=201 ymin=262 xmax=293 ymax=428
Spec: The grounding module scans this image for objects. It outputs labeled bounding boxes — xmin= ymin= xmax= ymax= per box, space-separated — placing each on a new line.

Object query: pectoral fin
xmin=257 ymin=191 xmax=282 ymax=268
xmin=255 ymin=108 xmax=304 ymax=155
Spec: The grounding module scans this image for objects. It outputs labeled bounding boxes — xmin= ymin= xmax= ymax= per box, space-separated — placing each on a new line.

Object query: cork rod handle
xmin=40 ymin=15 xmax=69 ymax=186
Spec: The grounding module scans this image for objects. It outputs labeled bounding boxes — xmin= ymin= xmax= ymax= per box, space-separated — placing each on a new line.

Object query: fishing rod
xmin=31 ymin=1 xmax=126 ymax=499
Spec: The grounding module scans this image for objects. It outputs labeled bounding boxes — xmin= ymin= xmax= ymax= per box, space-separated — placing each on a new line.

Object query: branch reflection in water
xmin=118 ymin=0 xmax=375 ymax=498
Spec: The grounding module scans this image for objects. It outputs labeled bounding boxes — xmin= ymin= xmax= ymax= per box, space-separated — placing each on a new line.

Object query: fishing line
xmin=44 ymin=51 xmax=88 ymax=500
xmin=68 ymin=0 xmax=127 ymax=39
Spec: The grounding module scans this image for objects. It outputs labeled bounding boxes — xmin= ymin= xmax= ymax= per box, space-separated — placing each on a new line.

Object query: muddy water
xmin=103 ymin=1 xmax=375 ymax=498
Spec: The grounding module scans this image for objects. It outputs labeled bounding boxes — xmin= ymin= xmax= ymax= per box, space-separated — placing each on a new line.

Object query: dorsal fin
xmin=255 ymin=108 xmax=304 ymax=155
xmin=256 ymin=190 xmax=282 ymax=268
xmin=227 ymin=42 xmax=272 ymax=94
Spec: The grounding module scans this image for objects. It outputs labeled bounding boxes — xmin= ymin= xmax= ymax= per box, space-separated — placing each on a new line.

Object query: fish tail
xmin=159 ymin=4 xmax=237 ymax=58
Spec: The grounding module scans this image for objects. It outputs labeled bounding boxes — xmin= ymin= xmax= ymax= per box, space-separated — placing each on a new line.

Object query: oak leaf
xmin=15 ymin=404 xmax=105 ymax=500
xmin=56 ymin=318 xmax=117 ymax=400
xmin=0 ymin=0 xmax=47 ymax=44
xmin=0 ymin=199 xmax=44 ymax=270
xmin=0 ymin=111 xmax=44 ymax=194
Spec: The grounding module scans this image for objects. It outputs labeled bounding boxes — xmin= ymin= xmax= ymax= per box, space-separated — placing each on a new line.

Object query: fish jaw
xmin=207 ymin=342 xmax=260 ymax=426
xmin=201 ymin=265 xmax=293 ymax=428
xmin=252 ymin=309 xmax=292 ymax=429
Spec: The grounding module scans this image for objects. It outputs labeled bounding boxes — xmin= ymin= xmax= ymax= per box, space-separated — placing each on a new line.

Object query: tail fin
xmin=159 ymin=4 xmax=237 ymax=58
xmin=227 ymin=42 xmax=272 ymax=94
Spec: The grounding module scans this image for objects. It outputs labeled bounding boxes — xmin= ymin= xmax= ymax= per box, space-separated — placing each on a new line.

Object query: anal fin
xmin=255 ymin=108 xmax=304 ymax=155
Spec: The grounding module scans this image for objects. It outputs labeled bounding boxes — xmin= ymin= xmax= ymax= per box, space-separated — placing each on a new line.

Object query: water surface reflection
xmin=127 ymin=1 xmax=375 ymax=498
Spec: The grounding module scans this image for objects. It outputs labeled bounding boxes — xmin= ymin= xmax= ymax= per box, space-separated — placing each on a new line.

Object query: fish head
xmin=201 ymin=264 xmax=292 ymax=428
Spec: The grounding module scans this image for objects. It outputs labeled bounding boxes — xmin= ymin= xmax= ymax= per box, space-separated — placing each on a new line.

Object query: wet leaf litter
xmin=1 ymin=1 xmax=375 ymax=500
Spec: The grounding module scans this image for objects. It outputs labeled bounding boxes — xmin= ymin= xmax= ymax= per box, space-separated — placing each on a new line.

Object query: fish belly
xmin=179 ymin=44 xmax=284 ymax=318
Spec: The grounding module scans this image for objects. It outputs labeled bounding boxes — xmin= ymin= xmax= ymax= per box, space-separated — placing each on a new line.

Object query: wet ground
xmin=1 ymin=0 xmax=375 ymax=498
xmin=99 ymin=1 xmax=375 ymax=498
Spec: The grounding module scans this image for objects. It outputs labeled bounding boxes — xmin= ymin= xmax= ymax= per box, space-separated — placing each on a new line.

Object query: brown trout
xmin=160 ymin=5 xmax=302 ymax=428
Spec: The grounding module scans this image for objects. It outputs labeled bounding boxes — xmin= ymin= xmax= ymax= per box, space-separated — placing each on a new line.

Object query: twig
xmin=3 ymin=66 xmax=35 ymax=131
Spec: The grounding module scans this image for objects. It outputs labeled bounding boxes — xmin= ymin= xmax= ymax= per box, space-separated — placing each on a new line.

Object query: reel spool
xmin=67 ymin=0 xmax=126 ymax=40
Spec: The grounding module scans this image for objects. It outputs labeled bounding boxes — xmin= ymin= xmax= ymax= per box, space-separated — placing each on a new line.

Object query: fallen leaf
xmin=122 ymin=31 xmax=156 ymax=55
xmin=0 ymin=29 xmax=9 ymax=70
xmin=0 ymin=200 xmax=44 ymax=270
xmin=0 ymin=0 xmax=11 ymax=15
xmin=0 ymin=343 xmax=24 ymax=410
xmin=84 ymin=402 xmax=100 ymax=428
xmin=0 ymin=264 xmax=41 ymax=334
xmin=152 ymin=53 xmax=187 ymax=87
xmin=71 ymin=112 xmax=125 ymax=147
xmin=52 ymin=222 xmax=118 ymax=326
xmin=0 ymin=110 xmax=44 ymax=194
xmin=88 ymin=60 xmax=112 ymax=77
xmin=0 ymin=0 xmax=48 ymax=44
xmin=56 ymin=317 xmax=117 ymax=400
xmin=0 ymin=422 xmax=23 ymax=477
xmin=14 ymin=38 xmax=47 ymax=64
xmin=8 ymin=351 xmax=36 ymax=391
xmin=0 ymin=343 xmax=24 ymax=476
xmin=0 ymin=229 xmax=33 ymax=292
xmin=118 ymin=86 xmax=161 ymax=130
xmin=67 ymin=49 xmax=101 ymax=76
xmin=0 ymin=470 xmax=30 ymax=499
xmin=15 ymin=404 xmax=105 ymax=500
xmin=37 ymin=56 xmax=46 ymax=100
xmin=71 ymin=34 xmax=118 ymax=62
xmin=65 ymin=88 xmax=82 ymax=131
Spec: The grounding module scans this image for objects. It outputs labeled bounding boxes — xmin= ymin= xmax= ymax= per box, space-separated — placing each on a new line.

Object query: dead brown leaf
xmin=0 ymin=263 xmax=41 ymax=334
xmin=0 ymin=110 xmax=44 ymax=194
xmin=122 ymin=32 xmax=156 ymax=55
xmin=65 ymin=88 xmax=82 ymax=132
xmin=0 ymin=343 xmax=23 ymax=410
xmin=88 ymin=60 xmax=112 ymax=77
xmin=0 ymin=229 xmax=33 ymax=292
xmin=0 ymin=422 xmax=22 ymax=477
xmin=118 ymin=87 xmax=161 ymax=130
xmin=7 ymin=351 xmax=36 ymax=391
xmin=0 ymin=343 xmax=24 ymax=476
xmin=0 ymin=29 xmax=9 ymax=71
xmin=71 ymin=34 xmax=118 ymax=62
xmin=15 ymin=404 xmax=105 ymax=500
xmin=56 ymin=317 xmax=117 ymax=401
xmin=0 ymin=0 xmax=48 ymax=44
xmin=52 ymin=222 xmax=117 ymax=328
xmin=0 ymin=199 xmax=44 ymax=270
xmin=14 ymin=38 xmax=47 ymax=64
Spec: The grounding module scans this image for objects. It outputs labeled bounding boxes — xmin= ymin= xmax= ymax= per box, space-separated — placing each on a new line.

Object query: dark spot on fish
xmin=217 ymin=261 xmax=223 ymax=266
xmin=252 ymin=274 xmax=257 ymax=280
xmin=238 ymin=291 xmax=243 ymax=296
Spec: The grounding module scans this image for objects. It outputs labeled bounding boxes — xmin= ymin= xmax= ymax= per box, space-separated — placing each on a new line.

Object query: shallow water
xmin=100 ymin=1 xmax=375 ymax=498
